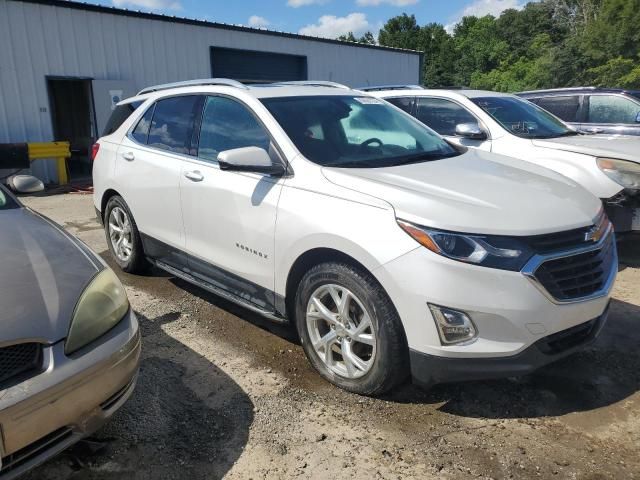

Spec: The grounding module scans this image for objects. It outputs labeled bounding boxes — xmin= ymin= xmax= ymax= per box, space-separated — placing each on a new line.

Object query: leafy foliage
xmin=371 ymin=0 xmax=640 ymax=91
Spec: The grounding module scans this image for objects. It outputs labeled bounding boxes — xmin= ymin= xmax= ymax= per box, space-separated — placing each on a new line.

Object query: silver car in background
xmin=0 ymin=185 xmax=140 ymax=478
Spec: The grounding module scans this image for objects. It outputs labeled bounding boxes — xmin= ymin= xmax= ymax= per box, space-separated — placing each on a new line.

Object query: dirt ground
xmin=19 ymin=192 xmax=640 ymax=480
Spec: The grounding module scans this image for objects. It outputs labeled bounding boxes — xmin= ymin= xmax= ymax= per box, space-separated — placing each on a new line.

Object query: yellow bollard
xmin=27 ymin=142 xmax=71 ymax=185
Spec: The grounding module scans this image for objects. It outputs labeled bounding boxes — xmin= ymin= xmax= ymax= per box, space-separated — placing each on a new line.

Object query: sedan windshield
xmin=0 ymin=187 xmax=18 ymax=210
xmin=472 ymin=96 xmax=578 ymax=139
xmin=261 ymin=95 xmax=460 ymax=168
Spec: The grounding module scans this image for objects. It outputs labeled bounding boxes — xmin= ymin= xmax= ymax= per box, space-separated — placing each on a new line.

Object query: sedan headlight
xmin=65 ymin=268 xmax=129 ymax=355
xmin=597 ymin=158 xmax=640 ymax=190
xmin=397 ymin=219 xmax=533 ymax=271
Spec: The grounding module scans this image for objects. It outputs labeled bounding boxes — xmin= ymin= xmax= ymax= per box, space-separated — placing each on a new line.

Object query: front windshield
xmin=261 ymin=95 xmax=460 ymax=168
xmin=472 ymin=96 xmax=577 ymax=139
xmin=0 ymin=187 xmax=18 ymax=210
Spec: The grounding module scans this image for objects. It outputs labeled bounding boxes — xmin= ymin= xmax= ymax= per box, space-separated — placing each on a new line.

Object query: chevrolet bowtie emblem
xmin=585 ymin=222 xmax=605 ymax=243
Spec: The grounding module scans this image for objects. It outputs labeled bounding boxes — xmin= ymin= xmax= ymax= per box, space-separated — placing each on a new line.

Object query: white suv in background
xmin=93 ymin=79 xmax=616 ymax=395
xmin=367 ymin=87 xmax=640 ymax=235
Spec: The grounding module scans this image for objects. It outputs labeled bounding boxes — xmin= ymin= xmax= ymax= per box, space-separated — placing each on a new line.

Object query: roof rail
xmin=517 ymin=86 xmax=598 ymax=95
xmin=272 ymin=81 xmax=351 ymax=90
xmin=137 ymin=78 xmax=249 ymax=95
xmin=358 ymin=85 xmax=425 ymax=92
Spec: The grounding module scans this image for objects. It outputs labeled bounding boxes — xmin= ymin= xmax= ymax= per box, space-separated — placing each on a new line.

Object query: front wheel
xmin=295 ymin=262 xmax=409 ymax=396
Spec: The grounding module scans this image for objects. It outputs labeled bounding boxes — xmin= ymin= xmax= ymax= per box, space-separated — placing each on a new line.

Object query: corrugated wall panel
xmin=0 ymin=0 xmax=421 ymax=183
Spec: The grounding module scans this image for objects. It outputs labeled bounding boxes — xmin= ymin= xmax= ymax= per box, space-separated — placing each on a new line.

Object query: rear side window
xmin=198 ymin=96 xmax=270 ymax=162
xmin=415 ymin=97 xmax=477 ymax=136
xmin=588 ymin=95 xmax=640 ymax=124
xmin=531 ymin=96 xmax=580 ymax=122
xmin=103 ymin=101 xmax=142 ymax=136
xmin=387 ymin=97 xmax=415 ymax=114
xmin=148 ymin=96 xmax=202 ymax=155
xmin=130 ymin=105 xmax=155 ymax=144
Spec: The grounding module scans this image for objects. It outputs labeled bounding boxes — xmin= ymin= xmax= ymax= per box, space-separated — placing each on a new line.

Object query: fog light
xmin=428 ymin=304 xmax=477 ymax=345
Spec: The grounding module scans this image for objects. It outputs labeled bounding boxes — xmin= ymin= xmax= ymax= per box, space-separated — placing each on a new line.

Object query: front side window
xmin=198 ymin=96 xmax=270 ymax=162
xmin=415 ymin=97 xmax=478 ymax=136
xmin=386 ymin=97 xmax=415 ymax=114
xmin=0 ymin=187 xmax=18 ymax=210
xmin=262 ymin=95 xmax=459 ymax=168
xmin=588 ymin=95 xmax=640 ymax=124
xmin=472 ymin=96 xmax=576 ymax=139
xmin=532 ymin=95 xmax=581 ymax=122
xmin=147 ymin=96 xmax=201 ymax=154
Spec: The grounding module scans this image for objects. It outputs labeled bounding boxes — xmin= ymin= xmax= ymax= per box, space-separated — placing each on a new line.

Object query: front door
xmin=415 ymin=97 xmax=492 ymax=151
xmin=180 ymin=95 xmax=284 ymax=311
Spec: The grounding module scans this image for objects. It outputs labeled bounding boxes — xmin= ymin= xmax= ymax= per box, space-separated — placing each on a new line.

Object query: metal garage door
xmin=210 ymin=47 xmax=307 ymax=83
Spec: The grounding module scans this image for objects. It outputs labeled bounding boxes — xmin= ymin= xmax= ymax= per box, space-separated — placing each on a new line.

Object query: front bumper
xmin=410 ymin=305 xmax=608 ymax=387
xmin=0 ymin=309 xmax=140 ymax=479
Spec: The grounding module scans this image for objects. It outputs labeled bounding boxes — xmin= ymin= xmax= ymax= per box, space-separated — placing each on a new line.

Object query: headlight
xmin=65 ymin=268 xmax=129 ymax=355
xmin=397 ymin=219 xmax=533 ymax=271
xmin=597 ymin=158 xmax=640 ymax=190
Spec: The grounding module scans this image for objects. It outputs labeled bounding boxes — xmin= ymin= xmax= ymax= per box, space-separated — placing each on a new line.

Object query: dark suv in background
xmin=518 ymin=87 xmax=640 ymax=136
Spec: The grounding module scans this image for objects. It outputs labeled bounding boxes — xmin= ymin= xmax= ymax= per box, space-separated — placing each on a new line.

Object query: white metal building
xmin=0 ymin=0 xmax=422 ymax=183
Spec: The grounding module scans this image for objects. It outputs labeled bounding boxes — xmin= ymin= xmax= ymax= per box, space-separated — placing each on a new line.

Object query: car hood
xmin=532 ymin=134 xmax=640 ymax=163
xmin=322 ymin=149 xmax=601 ymax=236
xmin=0 ymin=209 xmax=102 ymax=344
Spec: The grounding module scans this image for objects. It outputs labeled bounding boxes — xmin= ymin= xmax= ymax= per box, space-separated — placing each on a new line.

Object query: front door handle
xmin=122 ymin=151 xmax=135 ymax=161
xmin=184 ymin=170 xmax=204 ymax=182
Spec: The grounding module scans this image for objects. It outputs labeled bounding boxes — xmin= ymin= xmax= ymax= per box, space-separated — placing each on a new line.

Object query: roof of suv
xmin=369 ymin=87 xmax=514 ymax=100
xmin=517 ymin=87 xmax=640 ymax=97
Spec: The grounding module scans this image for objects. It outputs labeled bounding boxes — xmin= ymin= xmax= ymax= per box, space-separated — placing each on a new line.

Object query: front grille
xmin=533 ymin=234 xmax=616 ymax=301
xmin=525 ymin=225 xmax=594 ymax=253
xmin=0 ymin=427 xmax=73 ymax=476
xmin=0 ymin=343 xmax=43 ymax=389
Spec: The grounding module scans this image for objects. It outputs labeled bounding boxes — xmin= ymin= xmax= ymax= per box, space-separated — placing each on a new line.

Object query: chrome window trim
xmin=521 ymin=222 xmax=617 ymax=305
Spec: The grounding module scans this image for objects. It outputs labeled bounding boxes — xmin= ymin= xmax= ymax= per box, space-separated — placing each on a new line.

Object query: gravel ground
xmin=19 ymin=192 xmax=640 ymax=480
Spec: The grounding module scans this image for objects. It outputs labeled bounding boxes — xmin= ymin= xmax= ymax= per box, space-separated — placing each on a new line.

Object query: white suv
xmin=93 ymin=79 xmax=616 ymax=395
xmin=367 ymin=87 xmax=640 ymax=235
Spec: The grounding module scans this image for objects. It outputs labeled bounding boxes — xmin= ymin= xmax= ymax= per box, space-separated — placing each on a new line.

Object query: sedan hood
xmin=322 ymin=149 xmax=601 ymax=236
xmin=532 ymin=134 xmax=640 ymax=163
xmin=0 ymin=209 xmax=101 ymax=344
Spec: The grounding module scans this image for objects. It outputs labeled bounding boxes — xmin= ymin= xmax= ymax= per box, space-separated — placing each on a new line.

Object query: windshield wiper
xmin=533 ymin=131 xmax=580 ymax=139
xmin=388 ymin=151 xmax=458 ymax=167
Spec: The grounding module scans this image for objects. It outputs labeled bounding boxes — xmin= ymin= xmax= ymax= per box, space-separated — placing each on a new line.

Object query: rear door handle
xmin=184 ymin=170 xmax=204 ymax=182
xmin=122 ymin=152 xmax=135 ymax=161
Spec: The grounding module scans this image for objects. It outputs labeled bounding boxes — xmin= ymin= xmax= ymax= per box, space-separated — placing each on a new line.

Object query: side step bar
xmin=153 ymin=260 xmax=288 ymax=324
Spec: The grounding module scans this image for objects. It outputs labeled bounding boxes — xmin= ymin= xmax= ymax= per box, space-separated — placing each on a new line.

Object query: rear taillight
xmin=91 ymin=143 xmax=100 ymax=161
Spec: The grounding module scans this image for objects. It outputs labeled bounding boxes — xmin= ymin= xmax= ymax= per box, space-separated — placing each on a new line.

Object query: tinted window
xmin=198 ymin=96 xmax=270 ymax=162
xmin=472 ymin=96 xmax=576 ymax=139
xmin=0 ymin=187 xmax=18 ymax=210
xmin=148 ymin=96 xmax=201 ymax=154
xmin=415 ymin=98 xmax=478 ymax=136
xmin=532 ymin=96 xmax=580 ymax=122
xmin=386 ymin=97 xmax=414 ymax=114
xmin=103 ymin=101 xmax=142 ymax=136
xmin=130 ymin=104 xmax=155 ymax=144
xmin=588 ymin=95 xmax=640 ymax=124
xmin=262 ymin=95 xmax=459 ymax=168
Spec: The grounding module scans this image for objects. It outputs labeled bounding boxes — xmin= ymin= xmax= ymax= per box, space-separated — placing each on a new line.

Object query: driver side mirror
xmin=218 ymin=147 xmax=286 ymax=176
xmin=455 ymin=123 xmax=487 ymax=140
xmin=635 ymin=111 xmax=640 ymax=123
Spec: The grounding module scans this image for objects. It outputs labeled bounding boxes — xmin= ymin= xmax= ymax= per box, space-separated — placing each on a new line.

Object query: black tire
xmin=295 ymin=262 xmax=409 ymax=396
xmin=104 ymin=195 xmax=149 ymax=274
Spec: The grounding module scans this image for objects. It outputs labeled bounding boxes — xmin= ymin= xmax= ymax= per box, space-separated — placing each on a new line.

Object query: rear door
xmin=114 ymin=95 xmax=204 ymax=270
xmin=180 ymin=95 xmax=285 ymax=312
xmin=415 ymin=97 xmax=491 ymax=151
xmin=584 ymin=94 xmax=640 ymax=135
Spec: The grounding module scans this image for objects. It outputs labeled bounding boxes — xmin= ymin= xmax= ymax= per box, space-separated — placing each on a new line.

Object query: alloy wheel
xmin=108 ymin=206 xmax=133 ymax=262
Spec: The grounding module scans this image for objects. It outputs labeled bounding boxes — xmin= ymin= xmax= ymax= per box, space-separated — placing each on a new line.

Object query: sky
xmin=92 ymin=0 xmax=527 ymax=38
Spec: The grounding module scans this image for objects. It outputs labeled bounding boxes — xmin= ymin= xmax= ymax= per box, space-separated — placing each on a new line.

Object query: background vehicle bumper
xmin=410 ymin=304 xmax=609 ymax=387
xmin=0 ymin=310 xmax=140 ymax=479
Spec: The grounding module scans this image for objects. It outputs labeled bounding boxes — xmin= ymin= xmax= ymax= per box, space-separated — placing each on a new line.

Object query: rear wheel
xmin=104 ymin=195 xmax=148 ymax=273
xmin=295 ymin=262 xmax=409 ymax=396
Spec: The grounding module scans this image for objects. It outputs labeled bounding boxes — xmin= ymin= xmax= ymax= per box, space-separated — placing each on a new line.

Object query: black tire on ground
xmin=104 ymin=195 xmax=149 ymax=274
xmin=294 ymin=262 xmax=409 ymax=396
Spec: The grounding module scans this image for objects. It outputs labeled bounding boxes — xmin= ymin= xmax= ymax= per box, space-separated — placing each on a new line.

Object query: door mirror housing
xmin=455 ymin=123 xmax=487 ymax=140
xmin=218 ymin=147 xmax=286 ymax=176
xmin=635 ymin=111 xmax=640 ymax=123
